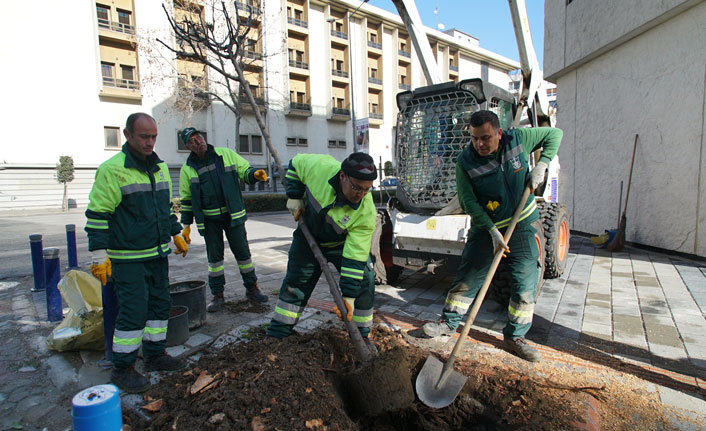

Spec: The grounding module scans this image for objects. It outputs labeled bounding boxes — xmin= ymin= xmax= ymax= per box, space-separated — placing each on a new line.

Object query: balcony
xmin=367 ymin=40 xmax=382 ymax=50
xmin=398 ymin=49 xmax=411 ymax=58
xmin=103 ymin=76 xmax=140 ymax=90
xmin=330 ymin=106 xmax=350 ymax=121
xmin=289 ymin=60 xmax=309 ymax=70
xmin=100 ymin=76 xmax=141 ymax=101
xmin=398 ymin=83 xmax=410 ymax=90
xmin=368 ymin=76 xmax=382 ymax=85
xmin=176 ymin=83 xmax=210 ymax=110
xmin=239 ymin=88 xmax=266 ymax=112
xmin=235 ymin=1 xmax=261 ymax=16
xmin=331 ymin=69 xmax=349 ymax=83
xmin=369 ymin=112 xmax=382 ymax=120
xmin=330 ymin=30 xmax=348 ymax=41
xmin=287 ymin=16 xmax=308 ymax=35
xmin=98 ymin=18 xmax=135 ymax=35
xmin=244 ymin=50 xmax=263 ymax=61
xmin=449 ymin=64 xmax=459 ymax=73
xmin=288 ymin=100 xmax=312 ymax=117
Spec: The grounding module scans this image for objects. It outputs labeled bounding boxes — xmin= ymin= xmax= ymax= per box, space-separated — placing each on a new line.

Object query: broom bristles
xmin=606 ymin=214 xmax=627 ymax=252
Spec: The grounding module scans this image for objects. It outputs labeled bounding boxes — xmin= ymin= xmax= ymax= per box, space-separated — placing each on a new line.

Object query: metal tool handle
xmin=438 ymin=187 xmax=532 ymax=382
xmin=298 ymin=220 xmax=373 ymax=362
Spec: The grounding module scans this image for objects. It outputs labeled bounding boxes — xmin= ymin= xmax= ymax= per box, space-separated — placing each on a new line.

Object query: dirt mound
xmin=124 ymin=327 xmax=589 ymax=430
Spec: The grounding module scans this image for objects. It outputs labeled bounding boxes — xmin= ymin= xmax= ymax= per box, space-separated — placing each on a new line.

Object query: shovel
xmin=416 ymin=186 xmax=532 ymax=409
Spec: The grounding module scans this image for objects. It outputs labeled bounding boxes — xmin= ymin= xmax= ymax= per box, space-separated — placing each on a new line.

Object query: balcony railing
xmin=97 ymin=18 xmax=135 ymax=35
xmin=367 ymin=40 xmax=382 ymax=50
xmin=235 ymin=1 xmax=261 ymax=15
xmin=332 ymin=69 xmax=348 ymax=78
xmin=368 ymin=77 xmax=382 ymax=85
xmin=103 ymin=76 xmax=140 ymax=90
xmin=332 ymin=107 xmax=350 ymax=116
xmin=289 ymin=60 xmax=309 ymax=70
xmin=398 ymin=83 xmax=410 ymax=90
xmin=449 ymin=65 xmax=459 ymax=72
xmin=239 ymin=89 xmax=265 ymax=105
xmin=244 ymin=50 xmax=263 ymax=60
xmin=290 ymin=101 xmax=311 ymax=111
xmin=330 ymin=30 xmax=348 ymax=40
xmin=398 ymin=49 xmax=411 ymax=58
xmin=287 ymin=16 xmax=308 ymax=28
xmin=369 ymin=112 xmax=383 ymax=120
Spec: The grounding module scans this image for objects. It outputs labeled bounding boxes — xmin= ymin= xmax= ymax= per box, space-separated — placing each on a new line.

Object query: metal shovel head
xmin=416 ymin=354 xmax=468 ymax=409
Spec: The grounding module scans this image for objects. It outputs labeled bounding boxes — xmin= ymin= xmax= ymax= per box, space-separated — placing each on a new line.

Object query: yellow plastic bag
xmin=46 ymin=270 xmax=105 ymax=352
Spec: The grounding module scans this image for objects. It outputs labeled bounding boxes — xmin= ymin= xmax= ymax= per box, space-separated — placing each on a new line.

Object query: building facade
xmin=544 ymin=0 xmax=706 ymax=257
xmin=0 ymin=0 xmax=518 ymax=211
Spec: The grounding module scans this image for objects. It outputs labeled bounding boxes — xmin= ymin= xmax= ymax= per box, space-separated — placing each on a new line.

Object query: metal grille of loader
xmin=396 ymin=90 xmax=480 ymax=212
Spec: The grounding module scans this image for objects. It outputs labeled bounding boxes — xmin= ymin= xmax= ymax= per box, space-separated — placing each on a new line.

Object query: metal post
xmin=65 ymin=224 xmax=79 ymax=269
xmin=43 ymin=247 xmax=63 ymax=322
xmin=101 ymin=281 xmax=119 ymax=364
xmin=29 ymin=234 xmax=45 ymax=292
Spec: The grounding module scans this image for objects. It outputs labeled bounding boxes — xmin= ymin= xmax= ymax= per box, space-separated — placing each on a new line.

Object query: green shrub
xmin=243 ymin=194 xmax=288 ymax=213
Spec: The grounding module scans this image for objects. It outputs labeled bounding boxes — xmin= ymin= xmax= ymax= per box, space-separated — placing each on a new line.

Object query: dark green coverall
xmin=85 ymin=144 xmax=182 ymax=368
xmin=179 ymin=145 xmax=260 ymax=294
xmin=443 ymin=128 xmax=562 ymax=339
xmin=267 ymin=154 xmax=377 ymax=339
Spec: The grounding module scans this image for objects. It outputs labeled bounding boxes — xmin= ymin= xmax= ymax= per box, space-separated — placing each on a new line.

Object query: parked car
xmin=380 ymin=177 xmax=398 ymax=189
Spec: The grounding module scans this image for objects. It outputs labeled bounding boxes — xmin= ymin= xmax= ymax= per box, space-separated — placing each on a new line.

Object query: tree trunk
xmin=62 ymin=183 xmax=68 ymax=212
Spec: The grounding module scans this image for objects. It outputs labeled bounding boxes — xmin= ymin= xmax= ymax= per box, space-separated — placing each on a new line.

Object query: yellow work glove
xmin=90 ymin=250 xmax=111 ymax=285
xmin=182 ymin=225 xmax=191 ymax=244
xmin=333 ymin=297 xmax=355 ymax=322
xmin=254 ymin=169 xmax=268 ymax=182
xmin=286 ymin=198 xmax=305 ymax=221
xmin=173 ymin=235 xmax=188 ymax=257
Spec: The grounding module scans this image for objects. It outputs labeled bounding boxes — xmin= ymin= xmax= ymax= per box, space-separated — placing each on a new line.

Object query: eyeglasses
xmin=344 ymin=175 xmax=371 ymax=194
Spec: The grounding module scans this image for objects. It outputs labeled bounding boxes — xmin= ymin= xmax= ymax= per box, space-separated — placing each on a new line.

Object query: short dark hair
xmin=470 ymin=110 xmax=500 ymax=130
xmin=125 ymin=113 xmax=154 ymax=134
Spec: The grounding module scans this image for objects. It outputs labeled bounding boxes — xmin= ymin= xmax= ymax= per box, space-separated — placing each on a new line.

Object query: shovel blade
xmin=415 ymin=355 xmax=468 ymax=409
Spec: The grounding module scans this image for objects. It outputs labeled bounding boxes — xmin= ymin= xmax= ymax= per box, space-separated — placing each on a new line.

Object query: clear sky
xmin=365 ymin=0 xmax=545 ymax=65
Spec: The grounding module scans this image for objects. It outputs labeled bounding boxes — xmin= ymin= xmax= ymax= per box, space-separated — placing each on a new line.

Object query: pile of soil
xmin=124 ymin=326 xmax=592 ymax=430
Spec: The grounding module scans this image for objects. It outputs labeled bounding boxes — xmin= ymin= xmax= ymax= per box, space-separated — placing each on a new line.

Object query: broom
xmin=606 ymin=134 xmax=638 ymax=252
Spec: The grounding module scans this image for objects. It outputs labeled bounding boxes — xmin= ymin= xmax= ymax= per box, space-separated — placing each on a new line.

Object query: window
xmin=370 ymin=68 xmax=378 ymax=78
xmin=298 ymin=138 xmax=307 ymax=147
xmin=338 ymin=140 xmax=346 ymax=148
xmin=328 ymin=139 xmax=337 ymax=147
xmin=96 ymin=5 xmax=109 ymax=21
xmin=369 ymin=33 xmax=377 ymax=43
xmin=287 ymin=137 xmax=297 ymax=146
xmin=371 ymin=103 xmax=379 ymax=113
xmin=287 ymin=137 xmax=307 ymax=147
xmin=117 ymin=9 xmax=131 ymax=26
xmin=239 ymin=134 xmax=250 ymax=153
xmin=329 ymin=139 xmax=346 ymax=148
xmin=121 ymin=65 xmax=134 ymax=81
xmin=104 ymin=126 xmax=120 ymax=149
xmin=178 ymin=130 xmax=206 ymax=151
xmin=251 ymin=135 xmax=262 ymax=153
xmin=101 ymin=62 xmax=114 ymax=78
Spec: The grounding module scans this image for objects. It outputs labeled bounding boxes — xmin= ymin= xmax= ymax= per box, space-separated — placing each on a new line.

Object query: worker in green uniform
xmin=86 ymin=113 xmax=189 ymax=393
xmin=267 ymin=153 xmax=377 ymax=349
xmin=178 ymin=127 xmax=269 ymax=311
xmin=422 ymin=110 xmax=562 ymax=362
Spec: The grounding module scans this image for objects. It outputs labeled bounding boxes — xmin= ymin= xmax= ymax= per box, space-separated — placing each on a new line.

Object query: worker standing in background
xmin=86 ymin=113 xmax=188 ymax=393
xmin=267 ymin=153 xmax=377 ymax=350
xmin=422 ymin=110 xmax=562 ymax=363
xmin=178 ymin=127 xmax=269 ymax=312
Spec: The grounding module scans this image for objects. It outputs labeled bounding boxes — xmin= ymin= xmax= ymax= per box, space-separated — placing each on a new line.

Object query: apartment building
xmin=0 ymin=0 xmax=518 ymax=211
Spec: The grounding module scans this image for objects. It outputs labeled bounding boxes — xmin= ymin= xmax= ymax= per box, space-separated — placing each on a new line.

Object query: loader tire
xmin=538 ymin=202 xmax=570 ymax=279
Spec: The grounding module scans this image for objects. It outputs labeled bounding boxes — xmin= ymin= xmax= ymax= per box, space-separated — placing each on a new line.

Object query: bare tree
xmin=157 ymin=0 xmax=284 ymax=181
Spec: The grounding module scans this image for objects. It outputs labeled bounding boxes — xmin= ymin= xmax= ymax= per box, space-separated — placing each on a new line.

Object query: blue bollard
xmin=72 ymin=384 xmax=122 ymax=431
xmin=101 ymin=281 xmax=119 ymax=363
xmin=43 ymin=247 xmax=63 ymax=322
xmin=29 ymin=234 xmax=45 ymax=292
xmin=551 ymin=177 xmax=558 ymax=203
xmin=65 ymin=224 xmax=79 ymax=269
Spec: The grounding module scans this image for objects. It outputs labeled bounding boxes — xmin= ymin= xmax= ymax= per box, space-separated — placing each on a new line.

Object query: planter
xmin=166 ymin=305 xmax=189 ymax=347
xmin=169 ymin=280 xmax=207 ymax=329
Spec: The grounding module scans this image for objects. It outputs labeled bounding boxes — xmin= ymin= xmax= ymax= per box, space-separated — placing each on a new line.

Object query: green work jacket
xmin=456 ymin=127 xmax=562 ymax=232
xmin=179 ymin=145 xmax=257 ymax=235
xmin=85 ymin=143 xmax=181 ymax=261
xmin=285 ymin=154 xmax=377 ymax=293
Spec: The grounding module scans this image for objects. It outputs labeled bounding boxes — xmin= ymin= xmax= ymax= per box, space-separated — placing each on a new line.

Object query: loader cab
xmin=394 ymin=78 xmax=515 ymax=214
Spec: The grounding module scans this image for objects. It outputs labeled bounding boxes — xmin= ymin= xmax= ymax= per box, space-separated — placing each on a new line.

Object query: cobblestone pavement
xmin=0 ymin=210 xmax=704 ymax=430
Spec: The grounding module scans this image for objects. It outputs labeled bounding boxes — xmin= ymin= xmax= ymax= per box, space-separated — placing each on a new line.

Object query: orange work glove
xmin=181 ymin=225 xmax=191 ymax=244
xmin=173 ymin=235 xmax=188 ymax=257
xmin=333 ymin=297 xmax=355 ymax=322
xmin=254 ymin=169 xmax=268 ymax=181
xmin=90 ymin=250 xmax=111 ymax=285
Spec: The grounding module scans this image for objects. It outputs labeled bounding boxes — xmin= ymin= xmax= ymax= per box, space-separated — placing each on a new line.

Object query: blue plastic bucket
xmin=72 ymin=384 xmax=122 ymax=431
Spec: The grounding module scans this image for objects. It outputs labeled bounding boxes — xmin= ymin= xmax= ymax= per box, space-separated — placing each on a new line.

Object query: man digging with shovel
xmin=267 ymin=153 xmax=377 ymax=351
xmin=422 ymin=110 xmax=563 ymax=363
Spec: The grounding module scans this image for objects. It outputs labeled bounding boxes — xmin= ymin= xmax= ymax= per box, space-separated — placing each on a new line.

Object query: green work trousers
xmin=111 ymin=257 xmax=170 ymax=369
xmin=205 ymin=215 xmax=257 ymax=294
xmin=442 ymin=220 xmax=542 ymax=339
xmin=267 ymin=228 xmax=375 ymax=339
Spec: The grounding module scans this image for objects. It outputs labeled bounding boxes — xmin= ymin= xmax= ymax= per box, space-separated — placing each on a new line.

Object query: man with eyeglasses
xmin=267 ymin=152 xmax=378 ymax=349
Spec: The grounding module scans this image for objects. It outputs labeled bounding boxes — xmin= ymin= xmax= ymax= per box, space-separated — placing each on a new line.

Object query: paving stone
xmin=165 ymin=345 xmax=189 ymax=357
xmin=185 ymin=333 xmax=213 ymax=348
xmin=44 ymin=355 xmax=78 ymax=391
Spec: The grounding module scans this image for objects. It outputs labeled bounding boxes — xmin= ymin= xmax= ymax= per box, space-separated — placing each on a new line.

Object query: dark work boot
xmin=111 ymin=366 xmax=150 ymax=393
xmin=144 ymin=353 xmax=186 ymax=372
xmin=207 ymin=292 xmax=225 ymax=312
xmin=504 ymin=337 xmax=542 ymax=362
xmin=422 ymin=320 xmax=457 ymax=338
xmin=245 ymin=283 xmax=268 ymax=303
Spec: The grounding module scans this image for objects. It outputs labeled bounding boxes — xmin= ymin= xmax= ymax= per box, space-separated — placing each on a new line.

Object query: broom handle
xmin=622 ymin=134 xmax=639 ymax=217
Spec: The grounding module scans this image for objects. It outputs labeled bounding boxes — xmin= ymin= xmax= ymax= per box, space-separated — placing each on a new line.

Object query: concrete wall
xmin=546 ymin=0 xmax=706 ymax=256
